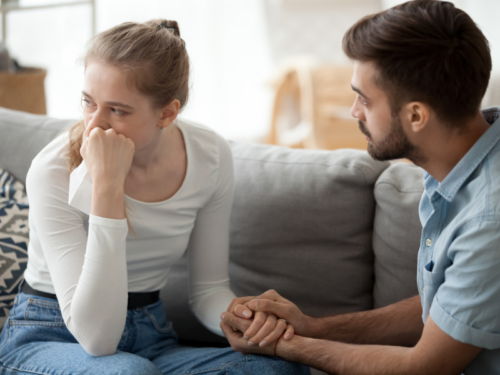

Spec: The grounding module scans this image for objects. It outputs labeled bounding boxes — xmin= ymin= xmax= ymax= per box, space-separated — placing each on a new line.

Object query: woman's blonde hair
xmin=67 ymin=19 xmax=190 ymax=172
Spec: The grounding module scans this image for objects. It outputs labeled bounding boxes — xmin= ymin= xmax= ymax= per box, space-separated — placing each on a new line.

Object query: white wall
xmin=6 ymin=0 xmax=274 ymax=141
xmin=5 ymin=0 xmax=500 ymax=140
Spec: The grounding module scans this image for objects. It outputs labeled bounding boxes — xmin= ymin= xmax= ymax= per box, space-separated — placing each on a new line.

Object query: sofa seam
xmin=233 ymin=157 xmax=382 ymax=186
xmin=0 ymin=121 xmax=74 ymax=132
xmin=374 ymin=180 xmax=424 ymax=194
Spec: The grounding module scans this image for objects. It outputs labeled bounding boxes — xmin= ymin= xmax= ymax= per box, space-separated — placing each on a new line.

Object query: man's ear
xmin=403 ymin=102 xmax=430 ymax=134
xmin=157 ymin=99 xmax=181 ymax=129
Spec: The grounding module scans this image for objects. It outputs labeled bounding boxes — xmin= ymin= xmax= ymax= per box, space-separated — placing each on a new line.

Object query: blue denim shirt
xmin=418 ymin=107 xmax=500 ymax=374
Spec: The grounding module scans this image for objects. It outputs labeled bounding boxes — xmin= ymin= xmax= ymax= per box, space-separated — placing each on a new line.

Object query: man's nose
xmin=350 ymin=101 xmax=365 ymax=122
xmin=350 ymin=102 xmax=360 ymax=120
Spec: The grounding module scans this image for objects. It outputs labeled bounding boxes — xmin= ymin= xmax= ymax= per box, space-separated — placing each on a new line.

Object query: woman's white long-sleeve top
xmin=24 ymin=118 xmax=237 ymax=356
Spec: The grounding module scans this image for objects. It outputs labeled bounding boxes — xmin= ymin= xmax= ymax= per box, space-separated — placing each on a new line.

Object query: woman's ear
xmin=157 ymin=99 xmax=181 ymax=129
xmin=403 ymin=102 xmax=430 ymax=134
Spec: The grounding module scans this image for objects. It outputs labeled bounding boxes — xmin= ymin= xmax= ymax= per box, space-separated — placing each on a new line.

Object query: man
xmin=220 ymin=1 xmax=500 ymax=374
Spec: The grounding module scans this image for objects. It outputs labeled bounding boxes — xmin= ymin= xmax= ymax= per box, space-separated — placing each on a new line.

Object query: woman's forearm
xmin=91 ymin=179 xmax=125 ymax=219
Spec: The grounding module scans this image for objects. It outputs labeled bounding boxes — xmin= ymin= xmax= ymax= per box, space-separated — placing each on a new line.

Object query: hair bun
xmin=159 ymin=20 xmax=180 ymax=37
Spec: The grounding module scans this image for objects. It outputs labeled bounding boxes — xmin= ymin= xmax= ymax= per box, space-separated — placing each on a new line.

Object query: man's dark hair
xmin=342 ymin=0 xmax=492 ymax=128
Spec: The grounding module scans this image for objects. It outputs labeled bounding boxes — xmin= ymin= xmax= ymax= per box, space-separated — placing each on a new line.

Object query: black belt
xmin=20 ymin=279 xmax=160 ymax=310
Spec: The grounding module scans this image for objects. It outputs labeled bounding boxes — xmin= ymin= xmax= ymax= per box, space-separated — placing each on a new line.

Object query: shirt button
xmin=422 ymin=287 xmax=425 ymax=293
xmin=425 ymin=238 xmax=433 ymax=246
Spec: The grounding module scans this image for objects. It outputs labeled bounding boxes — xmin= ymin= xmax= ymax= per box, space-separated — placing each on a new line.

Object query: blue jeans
xmin=0 ymin=288 xmax=310 ymax=375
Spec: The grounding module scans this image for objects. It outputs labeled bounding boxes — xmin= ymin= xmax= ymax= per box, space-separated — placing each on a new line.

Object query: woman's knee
xmin=97 ymin=352 xmax=162 ymax=375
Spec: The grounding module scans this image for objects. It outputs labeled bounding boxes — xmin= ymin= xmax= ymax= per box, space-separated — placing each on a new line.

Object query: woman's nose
xmin=87 ymin=108 xmax=110 ymax=131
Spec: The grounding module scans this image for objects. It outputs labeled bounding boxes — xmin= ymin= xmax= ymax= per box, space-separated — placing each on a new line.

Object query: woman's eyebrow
xmin=81 ymin=91 xmax=134 ymax=109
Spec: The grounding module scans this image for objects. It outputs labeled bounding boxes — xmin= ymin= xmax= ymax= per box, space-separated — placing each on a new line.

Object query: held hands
xmin=220 ymin=313 xmax=277 ymax=356
xmin=221 ymin=290 xmax=310 ymax=356
xmin=232 ymin=290 xmax=310 ymax=337
xmin=80 ymin=122 xmax=135 ymax=186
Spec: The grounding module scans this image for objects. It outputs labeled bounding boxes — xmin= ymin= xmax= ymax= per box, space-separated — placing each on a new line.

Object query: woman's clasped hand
xmin=81 ymin=122 xmax=135 ymax=185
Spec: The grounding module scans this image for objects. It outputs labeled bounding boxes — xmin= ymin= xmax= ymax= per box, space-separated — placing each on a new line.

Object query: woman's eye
xmin=112 ymin=108 xmax=126 ymax=116
xmin=81 ymin=98 xmax=92 ymax=107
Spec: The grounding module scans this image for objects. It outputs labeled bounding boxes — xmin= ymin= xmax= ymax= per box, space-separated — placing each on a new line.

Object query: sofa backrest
xmin=372 ymin=163 xmax=424 ymax=308
xmin=0 ymin=107 xmax=76 ymax=184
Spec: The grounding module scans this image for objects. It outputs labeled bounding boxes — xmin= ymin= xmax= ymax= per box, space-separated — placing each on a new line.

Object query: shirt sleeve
xmin=430 ymin=218 xmax=500 ymax=349
xmin=186 ymin=134 xmax=237 ymax=336
xmin=26 ymin=146 xmax=129 ymax=357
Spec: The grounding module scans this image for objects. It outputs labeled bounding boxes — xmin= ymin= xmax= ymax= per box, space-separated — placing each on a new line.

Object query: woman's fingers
xmin=242 ymin=311 xmax=267 ymax=341
xmin=221 ymin=312 xmax=251 ymax=333
xmin=259 ymin=319 xmax=288 ymax=347
xmin=247 ymin=313 xmax=277 ymax=347
xmin=247 ymin=299 xmax=288 ymax=318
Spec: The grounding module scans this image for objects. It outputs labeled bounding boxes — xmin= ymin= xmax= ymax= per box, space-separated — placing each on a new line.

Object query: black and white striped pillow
xmin=0 ymin=169 xmax=29 ymax=328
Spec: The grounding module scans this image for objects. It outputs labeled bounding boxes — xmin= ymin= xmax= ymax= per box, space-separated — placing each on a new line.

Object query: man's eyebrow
xmin=351 ymin=85 xmax=369 ymax=100
xmin=81 ymin=91 xmax=134 ymax=109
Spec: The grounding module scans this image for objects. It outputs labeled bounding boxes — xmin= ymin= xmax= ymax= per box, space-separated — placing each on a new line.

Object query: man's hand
xmin=232 ymin=290 xmax=312 ymax=337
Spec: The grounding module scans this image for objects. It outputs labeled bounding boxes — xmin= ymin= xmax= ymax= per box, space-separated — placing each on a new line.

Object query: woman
xmin=0 ymin=20 xmax=308 ymax=375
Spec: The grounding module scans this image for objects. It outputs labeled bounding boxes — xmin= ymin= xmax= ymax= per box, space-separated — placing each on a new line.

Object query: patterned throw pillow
xmin=0 ymin=169 xmax=29 ymax=328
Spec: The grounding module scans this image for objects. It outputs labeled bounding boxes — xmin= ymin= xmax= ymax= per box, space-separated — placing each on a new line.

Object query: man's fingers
xmin=247 ymin=299 xmax=288 ymax=317
xmin=283 ymin=324 xmax=294 ymax=340
xmin=221 ymin=312 xmax=251 ymax=333
xmin=234 ymin=304 xmax=253 ymax=319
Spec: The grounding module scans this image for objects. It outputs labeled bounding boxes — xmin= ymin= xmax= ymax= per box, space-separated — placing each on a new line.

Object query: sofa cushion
xmin=0 ymin=107 xmax=76 ymax=184
xmin=0 ymin=169 xmax=29 ymax=327
xmin=373 ymin=162 xmax=424 ymax=308
xmin=228 ymin=142 xmax=389 ymax=319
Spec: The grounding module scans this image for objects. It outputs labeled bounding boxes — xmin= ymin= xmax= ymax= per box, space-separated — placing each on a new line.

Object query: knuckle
xmin=256 ymin=314 xmax=266 ymax=323
xmin=264 ymin=321 xmax=274 ymax=329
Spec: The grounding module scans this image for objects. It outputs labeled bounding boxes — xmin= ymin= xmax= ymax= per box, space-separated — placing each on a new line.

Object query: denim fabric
xmin=417 ymin=107 xmax=500 ymax=374
xmin=0 ymin=287 xmax=310 ymax=375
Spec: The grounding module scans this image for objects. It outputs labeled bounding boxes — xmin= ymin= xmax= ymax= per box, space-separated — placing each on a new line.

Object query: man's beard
xmin=358 ymin=115 xmax=423 ymax=163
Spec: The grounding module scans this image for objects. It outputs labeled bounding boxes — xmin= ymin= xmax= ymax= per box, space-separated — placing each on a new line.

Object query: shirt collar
xmin=426 ymin=107 xmax=500 ymax=202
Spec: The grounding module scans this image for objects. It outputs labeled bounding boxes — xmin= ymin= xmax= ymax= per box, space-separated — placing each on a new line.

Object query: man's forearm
xmin=279 ymin=335 xmax=416 ymax=375
xmin=305 ymin=295 xmax=423 ymax=346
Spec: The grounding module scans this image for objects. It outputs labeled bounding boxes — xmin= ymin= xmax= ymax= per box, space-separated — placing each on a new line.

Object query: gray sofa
xmin=0 ymin=107 xmax=424 ymax=371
